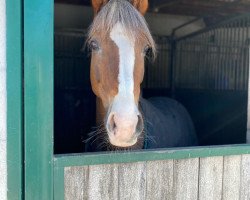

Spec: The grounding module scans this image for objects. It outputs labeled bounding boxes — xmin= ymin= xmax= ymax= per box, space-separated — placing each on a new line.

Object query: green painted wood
xmin=24 ymin=0 xmax=54 ymax=199
xmin=54 ymin=144 xmax=250 ymax=167
xmin=54 ymin=166 xmax=65 ymax=200
xmin=6 ymin=0 xmax=23 ymax=199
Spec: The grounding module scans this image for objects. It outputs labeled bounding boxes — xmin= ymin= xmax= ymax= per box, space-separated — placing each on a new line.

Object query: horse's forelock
xmin=87 ymin=0 xmax=156 ymax=59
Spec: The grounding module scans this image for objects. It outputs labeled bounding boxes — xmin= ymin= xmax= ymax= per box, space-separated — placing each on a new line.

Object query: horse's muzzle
xmin=106 ymin=112 xmax=144 ymax=147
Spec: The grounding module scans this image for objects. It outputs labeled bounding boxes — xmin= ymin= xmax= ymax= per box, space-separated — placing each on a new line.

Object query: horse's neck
xmin=96 ymin=97 xmax=105 ymax=126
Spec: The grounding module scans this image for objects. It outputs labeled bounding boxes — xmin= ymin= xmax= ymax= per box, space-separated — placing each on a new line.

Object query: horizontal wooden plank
xmin=54 ymin=145 xmax=250 ymax=167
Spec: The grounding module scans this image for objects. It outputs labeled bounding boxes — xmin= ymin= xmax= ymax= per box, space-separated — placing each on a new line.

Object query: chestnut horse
xmin=86 ymin=0 xmax=198 ymax=151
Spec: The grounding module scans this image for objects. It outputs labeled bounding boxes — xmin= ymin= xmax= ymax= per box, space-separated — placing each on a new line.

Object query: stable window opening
xmin=54 ymin=0 xmax=250 ymax=154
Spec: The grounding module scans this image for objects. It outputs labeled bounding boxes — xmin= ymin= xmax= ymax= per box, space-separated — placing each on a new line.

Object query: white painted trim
xmin=0 ymin=0 xmax=7 ymax=199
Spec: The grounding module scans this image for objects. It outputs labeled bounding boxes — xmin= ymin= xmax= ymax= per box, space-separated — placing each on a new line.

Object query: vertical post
xmin=247 ymin=47 xmax=250 ymax=143
xmin=0 ymin=0 xmax=7 ymax=199
xmin=6 ymin=0 xmax=23 ymax=199
xmin=24 ymin=0 xmax=54 ymax=199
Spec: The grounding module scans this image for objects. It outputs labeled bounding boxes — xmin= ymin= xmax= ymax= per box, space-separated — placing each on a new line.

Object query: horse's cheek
xmin=90 ymin=66 xmax=100 ymax=97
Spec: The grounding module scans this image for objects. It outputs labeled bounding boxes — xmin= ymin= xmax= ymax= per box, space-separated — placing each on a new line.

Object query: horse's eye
xmin=143 ymin=45 xmax=152 ymax=57
xmin=89 ymin=40 xmax=100 ymax=51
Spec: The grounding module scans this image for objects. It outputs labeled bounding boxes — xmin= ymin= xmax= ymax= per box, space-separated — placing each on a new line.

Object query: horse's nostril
xmin=107 ymin=113 xmax=116 ymax=133
xmin=107 ymin=113 xmax=143 ymax=136
xmin=136 ymin=114 xmax=144 ymax=134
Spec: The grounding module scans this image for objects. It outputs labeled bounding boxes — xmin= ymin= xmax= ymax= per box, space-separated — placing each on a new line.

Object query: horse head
xmin=88 ymin=0 xmax=155 ymax=148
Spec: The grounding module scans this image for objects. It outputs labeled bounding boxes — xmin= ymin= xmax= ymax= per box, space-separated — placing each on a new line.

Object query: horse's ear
xmin=91 ymin=0 xmax=109 ymax=15
xmin=92 ymin=0 xmax=148 ymax=16
xmin=130 ymin=0 xmax=148 ymax=15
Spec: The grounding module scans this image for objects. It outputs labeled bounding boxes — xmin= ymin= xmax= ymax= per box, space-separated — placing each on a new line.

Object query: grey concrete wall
xmin=0 ymin=0 xmax=7 ymax=199
xmin=55 ymin=3 xmax=205 ymax=37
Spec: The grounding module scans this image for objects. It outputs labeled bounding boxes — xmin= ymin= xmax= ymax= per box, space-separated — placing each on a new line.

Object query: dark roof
xmin=55 ymin=0 xmax=250 ymax=25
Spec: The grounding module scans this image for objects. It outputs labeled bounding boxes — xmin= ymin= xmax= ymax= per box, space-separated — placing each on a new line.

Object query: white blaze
xmin=110 ymin=23 xmax=137 ymax=115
